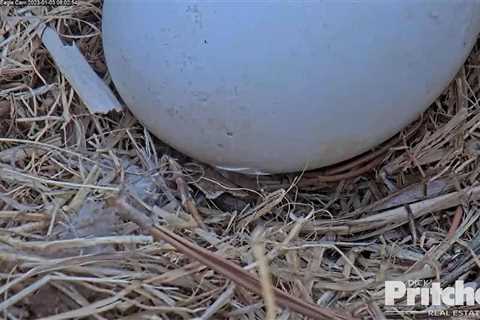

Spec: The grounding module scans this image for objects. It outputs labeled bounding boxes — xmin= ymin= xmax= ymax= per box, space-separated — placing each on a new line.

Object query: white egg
xmin=102 ymin=1 xmax=480 ymax=174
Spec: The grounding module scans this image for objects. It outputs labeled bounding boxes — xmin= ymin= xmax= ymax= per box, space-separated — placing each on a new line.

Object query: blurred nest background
xmin=1 ymin=2 xmax=480 ymax=320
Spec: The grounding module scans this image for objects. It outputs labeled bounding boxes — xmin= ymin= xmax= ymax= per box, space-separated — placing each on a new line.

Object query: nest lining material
xmin=1 ymin=2 xmax=480 ymax=319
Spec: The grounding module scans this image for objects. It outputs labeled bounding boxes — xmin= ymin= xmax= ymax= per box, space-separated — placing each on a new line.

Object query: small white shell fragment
xmin=102 ymin=0 xmax=480 ymax=174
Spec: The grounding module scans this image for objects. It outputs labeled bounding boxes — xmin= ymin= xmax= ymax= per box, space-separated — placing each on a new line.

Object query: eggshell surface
xmin=102 ymin=0 xmax=480 ymax=174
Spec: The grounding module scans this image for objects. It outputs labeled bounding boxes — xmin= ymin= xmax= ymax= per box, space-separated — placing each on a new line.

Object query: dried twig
xmin=114 ymin=197 xmax=355 ymax=320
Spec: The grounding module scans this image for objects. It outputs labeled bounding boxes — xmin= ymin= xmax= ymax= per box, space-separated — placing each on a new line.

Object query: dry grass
xmin=1 ymin=1 xmax=480 ymax=319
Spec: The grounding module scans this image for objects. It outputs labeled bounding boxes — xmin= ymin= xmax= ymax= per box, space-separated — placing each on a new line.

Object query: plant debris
xmin=1 ymin=2 xmax=480 ymax=319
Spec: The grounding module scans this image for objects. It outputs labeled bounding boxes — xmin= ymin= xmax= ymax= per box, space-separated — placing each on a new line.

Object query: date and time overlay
xmin=1 ymin=0 xmax=78 ymax=6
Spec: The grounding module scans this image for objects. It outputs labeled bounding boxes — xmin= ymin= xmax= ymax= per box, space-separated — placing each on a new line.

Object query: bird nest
xmin=1 ymin=2 xmax=480 ymax=319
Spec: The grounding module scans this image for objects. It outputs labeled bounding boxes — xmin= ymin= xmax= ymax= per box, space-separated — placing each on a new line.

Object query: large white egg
xmin=102 ymin=1 xmax=480 ymax=174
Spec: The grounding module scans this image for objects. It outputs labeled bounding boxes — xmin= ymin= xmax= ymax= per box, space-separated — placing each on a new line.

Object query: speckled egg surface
xmin=102 ymin=0 xmax=480 ymax=174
